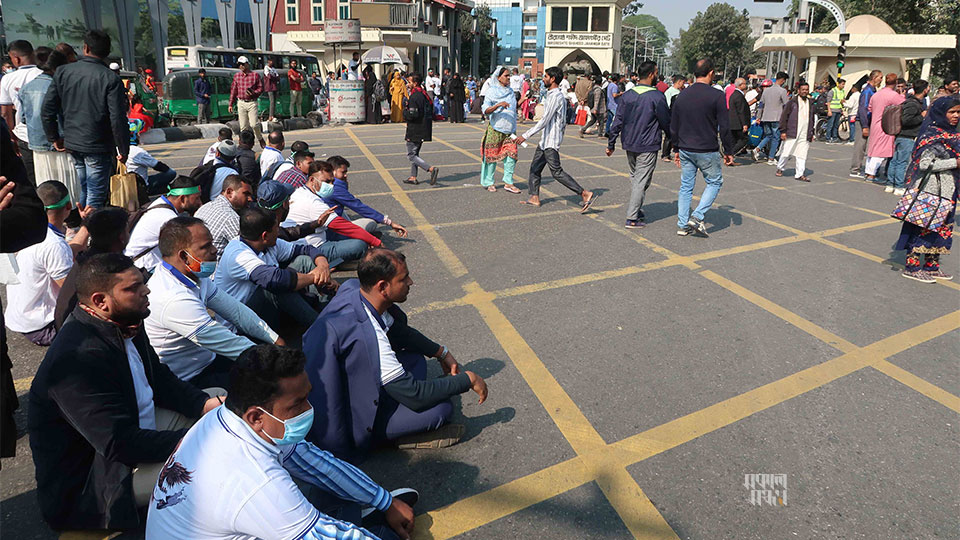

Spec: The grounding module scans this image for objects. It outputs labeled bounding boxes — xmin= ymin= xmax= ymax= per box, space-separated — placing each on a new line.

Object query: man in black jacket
xmin=728 ymin=78 xmax=751 ymax=157
xmin=888 ymin=79 xmax=929 ymax=195
xmin=28 ymin=253 xmax=223 ymax=531
xmin=41 ymin=30 xmax=129 ymax=212
xmin=404 ymin=74 xmax=439 ymax=185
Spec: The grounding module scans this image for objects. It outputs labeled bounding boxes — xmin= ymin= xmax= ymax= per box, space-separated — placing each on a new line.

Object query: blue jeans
xmin=315 ymin=237 xmax=368 ymax=266
xmin=887 ymin=136 xmax=914 ymax=188
xmin=71 ymin=151 xmax=113 ymax=208
xmin=606 ymin=110 xmax=616 ymax=135
xmin=372 ymin=351 xmax=453 ymax=443
xmin=755 ymin=121 xmax=781 ymax=158
xmin=677 ymin=150 xmax=724 ymax=228
xmin=826 ymin=111 xmax=842 ymax=141
xmin=848 ymin=118 xmax=857 ymax=143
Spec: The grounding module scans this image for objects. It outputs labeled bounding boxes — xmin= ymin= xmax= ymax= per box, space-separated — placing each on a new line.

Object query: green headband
xmin=258 ymin=198 xmax=285 ymax=210
xmin=168 ymin=186 xmax=200 ymax=197
xmin=43 ymin=195 xmax=71 ymax=210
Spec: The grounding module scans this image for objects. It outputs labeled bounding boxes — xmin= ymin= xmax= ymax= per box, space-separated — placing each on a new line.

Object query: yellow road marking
xmin=871 ymin=359 xmax=960 ymax=413
xmin=345 ymin=127 xmax=468 ymax=277
xmin=15 ymin=376 xmax=32 ymax=393
xmin=416 ymin=203 xmax=623 ymax=231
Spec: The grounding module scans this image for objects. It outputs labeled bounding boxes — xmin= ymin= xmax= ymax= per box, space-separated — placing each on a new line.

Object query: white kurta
xmin=778 ymin=98 xmax=811 ymax=178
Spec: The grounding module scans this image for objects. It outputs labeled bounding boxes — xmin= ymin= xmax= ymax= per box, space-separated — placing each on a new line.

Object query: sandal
xmin=775 ymin=169 xmax=783 ymax=177
xmin=503 ymin=185 xmax=521 ymax=194
xmin=486 ymin=186 xmax=496 ymax=192
xmin=403 ymin=178 xmax=419 ymax=185
xmin=579 ymin=192 xmax=601 ymax=214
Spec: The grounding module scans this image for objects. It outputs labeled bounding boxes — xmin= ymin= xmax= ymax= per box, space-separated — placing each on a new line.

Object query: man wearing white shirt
xmin=208 ymin=140 xmax=242 ymax=198
xmin=146 ymin=217 xmax=285 ymax=389
xmin=145 ymin=344 xmax=418 ymax=540
xmin=202 ymin=127 xmax=234 ymax=165
xmin=0 ymin=40 xmax=42 ymax=185
xmin=4 ymin=181 xmax=73 ymax=345
xmin=216 ymin=206 xmax=334 ymax=330
xmin=509 ymin=68 xmax=523 ymax=102
xmin=259 ymin=130 xmax=286 ymax=178
xmin=425 ymin=69 xmax=441 ymax=97
xmin=348 ymin=52 xmax=361 ymax=81
xmin=127 ymin=128 xmax=176 ymax=196
xmin=124 ymin=176 xmax=202 ymax=271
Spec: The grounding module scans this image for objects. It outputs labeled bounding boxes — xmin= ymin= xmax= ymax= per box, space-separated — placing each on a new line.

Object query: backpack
xmin=403 ymin=93 xmax=423 ymax=122
xmin=127 ymin=201 xmax=175 ymax=261
xmin=813 ymin=92 xmax=829 ymax=116
xmin=188 ymin=162 xmax=231 ymax=202
xmin=259 ymin=160 xmax=287 ymax=185
xmin=881 ymin=103 xmax=902 ymax=135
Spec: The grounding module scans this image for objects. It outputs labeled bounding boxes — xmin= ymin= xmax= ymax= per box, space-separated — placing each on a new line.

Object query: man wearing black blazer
xmin=728 ymin=78 xmax=751 ymax=157
xmin=28 ymin=253 xmax=223 ymax=531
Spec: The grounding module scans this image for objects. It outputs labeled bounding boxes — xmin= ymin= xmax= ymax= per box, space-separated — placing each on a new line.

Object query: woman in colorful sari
xmin=389 ymin=70 xmax=407 ymax=123
xmin=894 ymin=95 xmax=960 ymax=283
xmin=480 ymin=66 xmax=521 ymax=193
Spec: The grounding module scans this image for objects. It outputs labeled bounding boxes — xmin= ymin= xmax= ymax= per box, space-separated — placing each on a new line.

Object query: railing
xmin=349 ymin=2 xmax=418 ymax=28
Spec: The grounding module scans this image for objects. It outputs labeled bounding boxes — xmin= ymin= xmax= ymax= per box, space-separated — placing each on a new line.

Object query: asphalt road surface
xmin=2 ymin=118 xmax=958 ymax=540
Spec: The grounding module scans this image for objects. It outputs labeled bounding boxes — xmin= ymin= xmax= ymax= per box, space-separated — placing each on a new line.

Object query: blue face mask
xmin=258 ymin=405 xmax=314 ymax=445
xmin=317 ymin=181 xmax=334 ymax=199
xmin=185 ymin=251 xmax=217 ymax=279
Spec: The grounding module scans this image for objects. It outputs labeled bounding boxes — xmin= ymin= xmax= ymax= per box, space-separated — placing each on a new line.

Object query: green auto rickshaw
xmin=160 ymin=67 xmax=313 ymax=126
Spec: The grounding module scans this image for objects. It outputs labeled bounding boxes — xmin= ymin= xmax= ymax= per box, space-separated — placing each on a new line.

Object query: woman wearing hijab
xmin=363 ymin=65 xmax=383 ymax=124
xmin=447 ymin=73 xmax=466 ymax=123
xmin=894 ymin=95 xmax=960 ymax=283
xmin=389 ymin=70 xmax=407 ymax=123
xmin=480 ymin=66 xmax=521 ymax=193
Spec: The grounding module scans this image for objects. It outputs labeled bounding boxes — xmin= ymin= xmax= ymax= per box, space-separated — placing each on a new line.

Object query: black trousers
xmin=730 ymin=128 xmax=749 ymax=156
xmin=17 ymin=141 xmax=35 ymax=187
xmin=528 ymin=146 xmax=585 ymax=197
xmin=661 ymin=132 xmax=672 ymax=158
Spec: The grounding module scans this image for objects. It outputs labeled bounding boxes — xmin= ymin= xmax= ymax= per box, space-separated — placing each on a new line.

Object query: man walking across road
xmin=849 ymin=69 xmax=881 ymax=178
xmin=661 ymin=75 xmax=685 ymax=162
xmin=228 ymin=56 xmax=265 ymax=148
xmin=753 ymin=72 xmax=789 ymax=165
xmin=605 ymin=74 xmax=623 ymax=137
xmin=516 ymin=66 xmax=598 ymax=212
xmin=606 ymin=61 xmax=669 ymax=229
xmin=886 ymin=79 xmax=928 ymax=196
xmin=728 ymin=77 xmax=751 ymax=157
xmin=670 ymin=58 xmax=734 ymax=237
xmin=864 ymin=73 xmax=904 ymax=184
xmin=194 ymin=68 xmax=212 ymax=124
xmin=776 ymin=82 xmax=816 ymax=182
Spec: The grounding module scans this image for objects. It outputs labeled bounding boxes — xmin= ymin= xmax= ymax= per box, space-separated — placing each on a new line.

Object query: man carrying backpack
xmin=864 ymin=73 xmax=904 ymax=184
xmin=886 ymin=79 xmax=928 ymax=196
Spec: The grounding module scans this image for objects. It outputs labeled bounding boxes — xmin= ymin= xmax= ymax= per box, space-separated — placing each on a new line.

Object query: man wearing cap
xmin=124 ymin=176 xmax=203 ymax=272
xmin=276 ymin=150 xmax=314 ymax=189
xmin=4 ymin=181 xmax=74 ymax=346
xmin=228 ymin=56 xmax=265 ymax=148
xmin=257 ymin=180 xmax=325 ymax=243
xmin=210 ymin=139 xmax=242 ymax=197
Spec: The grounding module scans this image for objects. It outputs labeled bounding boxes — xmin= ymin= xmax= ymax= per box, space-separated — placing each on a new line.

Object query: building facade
xmin=270 ymin=0 xmax=474 ymax=76
xmin=476 ymin=0 xmax=545 ymax=74
xmin=541 ymin=0 xmax=630 ymax=76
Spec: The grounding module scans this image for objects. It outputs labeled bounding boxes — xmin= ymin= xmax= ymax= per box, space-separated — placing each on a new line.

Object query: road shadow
xmin=708 ymin=205 xmax=745 ymax=233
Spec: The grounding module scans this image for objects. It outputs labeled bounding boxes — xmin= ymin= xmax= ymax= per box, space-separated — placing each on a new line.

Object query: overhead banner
xmin=545 ymin=32 xmax=613 ymax=49
xmin=324 ymin=19 xmax=362 ymax=44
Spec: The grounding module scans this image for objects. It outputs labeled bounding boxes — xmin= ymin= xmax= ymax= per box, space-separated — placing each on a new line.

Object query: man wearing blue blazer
xmin=303 ymin=248 xmax=488 ymax=462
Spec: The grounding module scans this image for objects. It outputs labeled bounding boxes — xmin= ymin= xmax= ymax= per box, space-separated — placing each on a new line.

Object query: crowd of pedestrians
xmin=1 ymin=27 xmax=958 ymax=540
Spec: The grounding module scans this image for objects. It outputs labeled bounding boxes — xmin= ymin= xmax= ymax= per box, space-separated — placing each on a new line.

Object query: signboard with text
xmin=325 ymin=19 xmax=362 ymax=43
xmin=329 ymin=81 xmax=366 ymax=122
xmin=545 ymin=32 xmax=613 ymax=49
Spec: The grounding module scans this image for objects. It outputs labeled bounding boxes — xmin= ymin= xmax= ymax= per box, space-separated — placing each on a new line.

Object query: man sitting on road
xmin=195 ymin=174 xmax=254 ymax=259
xmin=4 ymin=180 xmax=74 ymax=346
xmin=276 ymin=149 xmax=315 ymax=189
xmin=304 ymin=249 xmax=488 ymax=462
xmin=258 ymin=129 xmax=285 ymax=176
xmin=28 ymin=253 xmax=223 ymax=531
xmin=124 ymin=176 xmax=202 ymax=272
xmin=127 ymin=122 xmax=176 ymax=196
xmin=208 ymin=139 xmax=242 ymax=198
xmin=146 ymin=217 xmax=284 ymax=389
xmin=145 ymin=344 xmax=418 ymax=540
xmin=285 ymin=160 xmax=376 ymax=263
xmin=215 ymin=206 xmax=335 ymax=331
xmin=324 ymin=155 xmax=408 ymax=237
xmin=202 ymin=127 xmax=234 ymax=165
xmin=235 ymin=129 xmax=261 ymax=186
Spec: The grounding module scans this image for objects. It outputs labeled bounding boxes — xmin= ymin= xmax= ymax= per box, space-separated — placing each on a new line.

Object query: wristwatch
xmin=439 ymin=345 xmax=449 ymax=359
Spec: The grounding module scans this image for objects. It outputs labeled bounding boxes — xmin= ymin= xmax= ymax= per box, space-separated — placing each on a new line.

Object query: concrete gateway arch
xmin=556 ymin=48 xmax=602 ymax=76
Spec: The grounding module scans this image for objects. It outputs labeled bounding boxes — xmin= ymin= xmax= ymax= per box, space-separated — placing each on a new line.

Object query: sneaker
xmin=752 ymin=148 xmax=762 ymax=162
xmin=625 ymin=219 xmax=645 ymax=229
xmin=686 ymin=217 xmax=709 ymax=237
xmin=893 ymin=188 xmax=906 ymax=196
xmin=849 ymin=170 xmax=864 ymax=178
xmin=396 ymin=423 xmax=465 ymax=449
xmin=677 ymin=226 xmax=692 ymax=236
xmin=845 ymin=141 xmax=855 ymax=145
xmin=884 ymin=185 xmax=895 ymax=193
xmin=766 ymin=159 xmax=778 ymax=166
xmin=927 ymin=268 xmax=954 ymax=280
xmin=901 ymin=269 xmax=936 ymax=283
xmin=361 ymin=488 xmax=420 ymax=518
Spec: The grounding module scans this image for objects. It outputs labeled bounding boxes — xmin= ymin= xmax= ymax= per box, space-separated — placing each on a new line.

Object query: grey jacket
xmin=758 ymin=84 xmax=788 ymax=123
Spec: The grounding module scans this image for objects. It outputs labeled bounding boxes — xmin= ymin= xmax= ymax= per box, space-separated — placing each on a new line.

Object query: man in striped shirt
xmin=516 ymin=66 xmax=598 ymax=212
xmin=145 ymin=344 xmax=418 ymax=540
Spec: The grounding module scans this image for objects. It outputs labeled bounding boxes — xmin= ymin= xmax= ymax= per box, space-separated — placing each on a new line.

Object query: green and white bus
xmin=164 ymin=46 xmax=320 ymax=76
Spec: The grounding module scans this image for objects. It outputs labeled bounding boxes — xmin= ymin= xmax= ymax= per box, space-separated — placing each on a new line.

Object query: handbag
xmin=574 ymin=105 xmax=588 ymax=126
xmin=748 ymin=122 xmax=763 ymax=145
xmin=891 ymin=166 xmax=955 ymax=232
xmin=109 ymin=158 xmax=140 ymax=212
xmin=381 ymin=99 xmax=391 ymax=115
